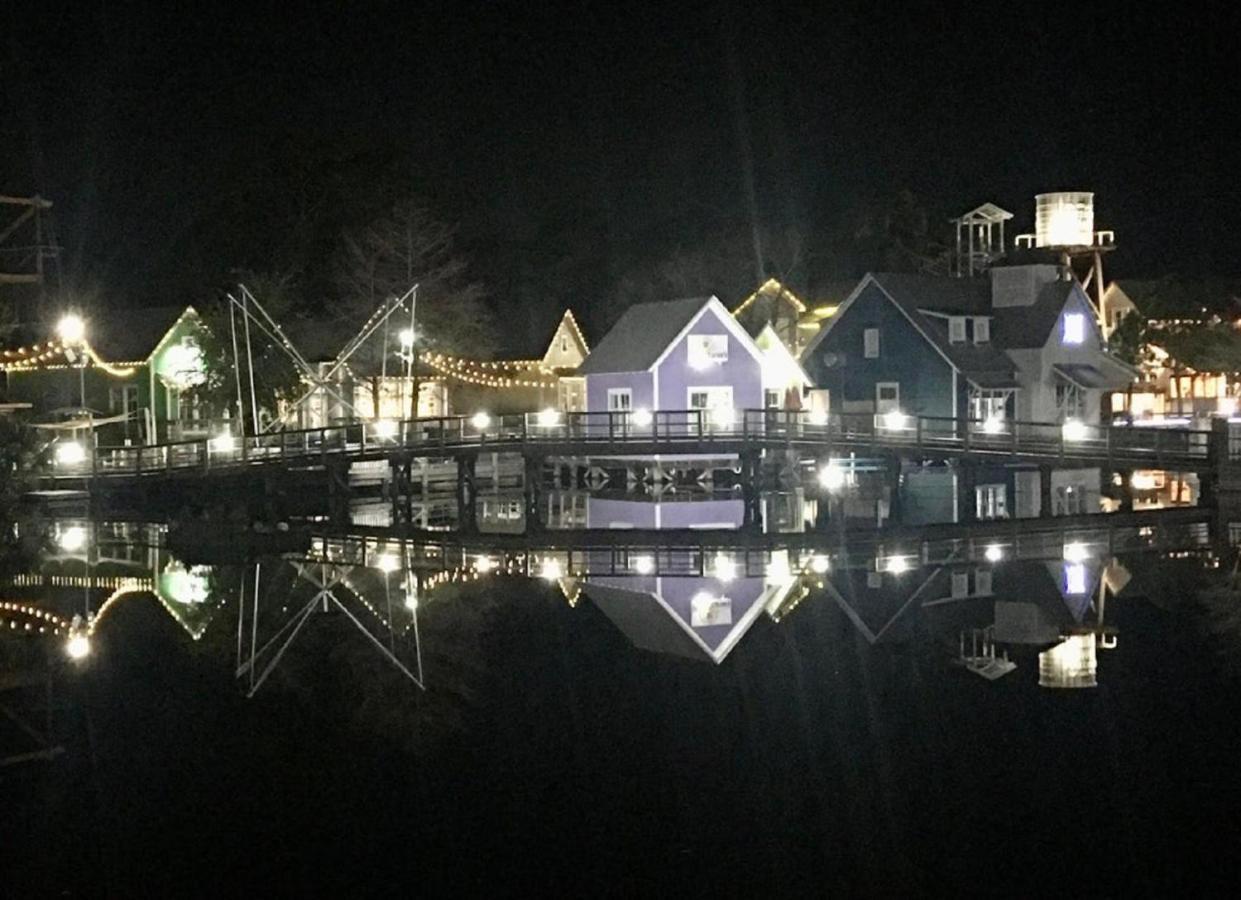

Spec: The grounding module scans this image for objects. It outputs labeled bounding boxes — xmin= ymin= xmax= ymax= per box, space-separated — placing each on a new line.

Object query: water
xmin=4 ymin=492 xmax=1241 ymax=894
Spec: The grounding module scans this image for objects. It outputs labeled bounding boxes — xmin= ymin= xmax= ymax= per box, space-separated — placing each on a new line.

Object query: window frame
xmin=1063 ymin=312 xmax=1086 ymax=345
xmin=948 ymin=317 xmax=966 ymax=343
xmin=863 ymin=327 xmax=880 ymax=359
xmin=973 ymin=317 xmax=990 ymax=343
xmin=606 ymin=388 xmax=633 ymax=412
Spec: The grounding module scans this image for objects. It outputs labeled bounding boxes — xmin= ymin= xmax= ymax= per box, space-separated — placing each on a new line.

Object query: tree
xmin=851 ymin=189 xmax=950 ymax=275
xmin=1107 ymin=310 xmax=1148 ymax=366
xmin=196 ymin=270 xmax=306 ymax=432
xmin=333 ymin=199 xmax=495 ymax=415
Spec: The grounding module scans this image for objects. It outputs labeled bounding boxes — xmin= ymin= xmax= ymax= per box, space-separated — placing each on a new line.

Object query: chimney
xmin=990 ymin=264 xmax=1062 ymax=308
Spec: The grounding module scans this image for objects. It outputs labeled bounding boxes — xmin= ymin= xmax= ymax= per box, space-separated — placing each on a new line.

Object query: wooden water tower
xmin=1016 ymin=191 xmax=1115 ymax=314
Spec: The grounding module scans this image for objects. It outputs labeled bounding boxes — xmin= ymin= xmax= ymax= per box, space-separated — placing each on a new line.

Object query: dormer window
xmin=974 ymin=317 xmax=990 ymax=343
xmin=949 ymin=317 xmax=966 ymax=343
xmin=1063 ymin=313 xmax=1086 ymax=345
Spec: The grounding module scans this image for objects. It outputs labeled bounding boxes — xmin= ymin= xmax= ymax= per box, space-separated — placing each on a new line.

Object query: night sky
xmin=3 ymin=1 xmax=1238 ymax=347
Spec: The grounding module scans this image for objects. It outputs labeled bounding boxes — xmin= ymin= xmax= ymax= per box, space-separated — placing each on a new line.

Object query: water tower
xmin=1016 ymin=191 xmax=1115 ymax=314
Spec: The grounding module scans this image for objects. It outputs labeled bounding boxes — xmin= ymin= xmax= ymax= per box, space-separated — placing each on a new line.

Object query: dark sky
xmin=3 ymin=1 xmax=1239 ymax=343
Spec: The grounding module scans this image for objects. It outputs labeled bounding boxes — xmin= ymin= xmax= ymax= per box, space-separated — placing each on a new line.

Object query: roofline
xmin=757 ymin=323 xmax=813 ymax=386
xmin=145 ymin=305 xmax=202 ymax=364
xmin=646 ymin=296 xmax=765 ymax=372
xmin=798 ymin=275 xmax=875 ymax=361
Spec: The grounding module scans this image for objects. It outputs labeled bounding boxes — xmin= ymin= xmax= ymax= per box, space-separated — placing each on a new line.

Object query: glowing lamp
xmin=1130 ymin=472 xmax=1156 ymax=491
xmin=373 ymin=419 xmax=398 ymax=439
xmin=404 ymin=594 xmax=419 ymax=611
xmin=375 ymin=553 xmax=400 ymax=574
xmin=537 ymin=408 xmax=561 ymax=427
xmin=984 ymin=543 xmax=1003 ymax=563
xmin=633 ymin=555 xmax=654 ymax=575
xmin=809 ymin=554 xmax=830 ymax=574
xmin=54 ymin=441 xmax=86 ymax=466
xmin=210 ymin=432 xmax=237 ymax=453
xmin=713 ymin=553 xmax=736 ymax=583
xmin=475 ymin=556 xmax=496 ymax=574
xmin=807 ymin=409 xmax=829 ymax=427
xmin=540 ymin=558 xmax=563 ymax=581
xmin=398 ymin=328 xmax=415 ymax=347
xmin=58 ymin=526 xmax=87 ymax=553
xmin=1062 ymin=419 xmax=1088 ymax=442
xmin=66 ymin=633 xmax=91 ymax=661
xmin=882 ymin=410 xmax=908 ymax=431
xmin=817 ymin=462 xmax=845 ymax=492
xmin=57 ymin=313 xmax=86 ymax=344
xmin=470 ymin=411 xmax=492 ymax=430
xmin=1220 ymin=398 xmax=1237 ymax=418
xmin=885 ymin=555 xmax=909 ymax=575
xmin=1063 ymin=542 xmax=1089 ymax=563
xmin=709 ymin=405 xmax=735 ymax=428
xmin=982 ymin=416 xmax=1004 ymax=435
xmin=630 ymin=408 xmax=653 ymax=428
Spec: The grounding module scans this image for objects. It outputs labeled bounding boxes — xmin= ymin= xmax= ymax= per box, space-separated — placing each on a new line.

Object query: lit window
xmin=974 ymin=317 xmax=990 ymax=343
xmin=607 ymin=388 xmax=632 ymax=412
xmin=1063 ymin=313 xmax=1086 ymax=345
xmin=863 ymin=328 xmax=879 ymax=358
xmin=949 ymin=317 xmax=966 ymax=343
xmin=688 ymin=335 xmax=728 ymax=367
xmin=764 ymin=389 xmax=781 ymax=409
xmin=1064 ymin=562 xmax=1087 ymax=595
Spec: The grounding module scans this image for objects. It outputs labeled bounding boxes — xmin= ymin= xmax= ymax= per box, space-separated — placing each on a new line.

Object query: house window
xmin=1053 ymin=484 xmax=1087 ymax=516
xmin=975 ymin=483 xmax=1008 ymax=520
xmin=876 ymin=382 xmax=900 ymax=412
xmin=691 ymin=592 xmax=732 ymax=627
xmin=689 ymin=386 xmax=734 ymax=428
xmin=951 ymin=571 xmax=969 ymax=598
xmin=1055 ymin=381 xmax=1084 ymax=420
xmin=560 ymin=336 xmax=568 ymax=353
xmin=975 ymin=568 xmax=993 ymax=595
xmin=1063 ymin=312 xmax=1086 ymax=345
xmin=1064 ymin=562 xmax=1088 ymax=595
xmin=863 ymin=328 xmax=880 ymax=359
xmin=607 ymin=388 xmax=632 ymax=412
xmin=688 ymin=335 xmax=728 ymax=368
xmin=949 ymin=317 xmax=966 ymax=343
xmin=969 ymin=390 xmax=1008 ymax=425
xmin=974 ymin=317 xmax=990 ymax=343
xmin=764 ymin=389 xmax=781 ymax=409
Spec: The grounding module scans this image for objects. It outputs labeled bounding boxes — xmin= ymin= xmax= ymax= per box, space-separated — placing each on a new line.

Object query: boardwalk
xmin=39 ymin=409 xmax=1220 ymax=486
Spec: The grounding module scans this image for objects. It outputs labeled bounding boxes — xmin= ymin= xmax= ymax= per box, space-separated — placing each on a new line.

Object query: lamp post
xmin=57 ymin=313 xmax=87 ymax=409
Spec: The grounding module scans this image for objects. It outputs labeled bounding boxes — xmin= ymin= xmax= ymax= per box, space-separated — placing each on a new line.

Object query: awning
xmin=964 ymin=370 xmax=1021 ymax=389
xmin=1053 ymin=362 xmax=1132 ymax=390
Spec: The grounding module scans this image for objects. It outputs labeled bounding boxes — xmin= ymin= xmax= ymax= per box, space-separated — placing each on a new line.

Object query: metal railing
xmin=42 ymin=409 xmax=1216 ymax=480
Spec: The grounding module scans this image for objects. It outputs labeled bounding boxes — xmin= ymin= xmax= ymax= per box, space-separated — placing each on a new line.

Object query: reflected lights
xmin=475 ymin=556 xmax=496 ymax=574
xmin=713 ymin=553 xmax=736 ymax=582
xmin=54 ymin=441 xmax=86 ymax=466
xmin=885 ymin=555 xmax=909 ymax=575
xmin=210 ymin=432 xmax=237 ymax=453
xmin=818 ymin=461 xmax=846 ymax=492
xmin=373 ymin=419 xmax=398 ymax=439
xmin=537 ymin=408 xmax=561 ymax=427
xmin=1062 ymin=419 xmax=1088 ymax=442
xmin=633 ymin=555 xmax=654 ymax=575
xmin=982 ymin=416 xmax=1004 ymax=435
xmin=58 ymin=526 xmax=87 ymax=553
xmin=66 ymin=633 xmax=91 ymax=660
xmin=470 ymin=411 xmax=492 ymax=430
xmin=882 ymin=410 xmax=908 ymax=431
xmin=540 ymin=557 xmax=563 ymax=580
xmin=984 ymin=543 xmax=1003 ymax=563
xmin=375 ymin=553 xmax=400 ymax=574
xmin=1063 ymin=542 xmax=1089 ymax=563
xmin=809 ymin=554 xmax=830 ymax=574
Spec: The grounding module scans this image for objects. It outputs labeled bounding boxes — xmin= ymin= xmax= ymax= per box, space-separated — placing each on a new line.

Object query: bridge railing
xmin=44 ymin=409 xmax=1214 ymax=477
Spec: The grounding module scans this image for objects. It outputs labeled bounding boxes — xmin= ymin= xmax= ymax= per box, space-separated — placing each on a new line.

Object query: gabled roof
xmin=540 ymin=309 xmax=590 ymax=368
xmin=579 ymin=296 xmax=760 ymax=376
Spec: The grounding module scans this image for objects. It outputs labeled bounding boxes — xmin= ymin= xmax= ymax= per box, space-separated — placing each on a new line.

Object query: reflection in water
xmin=1 ymin=492 xmax=1238 ymax=693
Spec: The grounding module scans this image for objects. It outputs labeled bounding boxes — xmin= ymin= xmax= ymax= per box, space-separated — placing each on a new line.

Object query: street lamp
xmin=57 ymin=314 xmax=88 ymax=410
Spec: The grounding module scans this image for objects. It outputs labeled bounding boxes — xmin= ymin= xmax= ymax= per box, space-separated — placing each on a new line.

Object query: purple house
xmin=573 ymin=296 xmax=768 ymax=422
xmin=579 ymin=498 xmax=801 ymax=664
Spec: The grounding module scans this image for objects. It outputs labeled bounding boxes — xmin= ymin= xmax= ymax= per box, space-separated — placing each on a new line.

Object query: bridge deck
xmin=39 ymin=409 xmax=1217 ymax=486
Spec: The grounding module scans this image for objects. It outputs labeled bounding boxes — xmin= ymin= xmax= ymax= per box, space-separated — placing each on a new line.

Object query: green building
xmin=1 ymin=306 xmax=219 ymax=444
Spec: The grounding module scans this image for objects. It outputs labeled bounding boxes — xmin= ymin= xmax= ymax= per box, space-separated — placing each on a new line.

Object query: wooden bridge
xmin=36 ymin=409 xmax=1230 ymax=488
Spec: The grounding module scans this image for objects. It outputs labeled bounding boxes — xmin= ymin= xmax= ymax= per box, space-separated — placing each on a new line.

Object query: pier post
xmin=524 ymin=452 xmax=544 ymax=533
xmin=1038 ymin=464 xmax=1054 ymax=518
xmin=456 ymin=452 xmax=478 ymax=534
xmin=957 ymin=460 xmax=977 ymax=524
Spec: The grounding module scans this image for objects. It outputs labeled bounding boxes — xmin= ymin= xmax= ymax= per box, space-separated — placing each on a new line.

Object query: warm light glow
xmin=984 ymin=543 xmax=1003 ymax=563
xmin=375 ymin=553 xmax=400 ymax=574
xmin=1130 ymin=472 xmax=1157 ymax=491
xmin=1038 ymin=634 xmax=1098 ymax=689
xmin=159 ymin=340 xmax=206 ymax=389
xmin=713 ymin=553 xmax=736 ymax=582
xmin=58 ymin=526 xmax=87 ymax=553
xmin=470 ymin=411 xmax=492 ymax=430
xmin=807 ymin=409 xmax=829 ymax=427
xmin=57 ymin=314 xmax=86 ymax=344
xmin=809 ymin=554 xmax=830 ymax=574
xmin=633 ymin=555 xmax=654 ymax=575
xmin=540 ymin=558 xmax=563 ymax=580
xmin=1062 ymin=419 xmax=1089 ymax=442
xmin=66 ymin=634 xmax=91 ymax=660
xmin=54 ymin=441 xmax=86 ymax=466
xmin=709 ymin=405 xmax=736 ymax=428
xmin=1220 ymin=398 xmax=1237 ymax=418
xmin=1063 ymin=542 xmax=1089 ymax=563
xmin=630 ymin=408 xmax=653 ymax=428
xmin=210 ymin=432 xmax=237 ymax=453
xmin=475 ymin=556 xmax=495 ymax=574
xmin=1035 ymin=191 xmax=1094 ymax=248
xmin=404 ymin=594 xmax=419 ymax=611
xmin=398 ymin=328 xmax=415 ymax=347
xmin=373 ymin=419 xmax=398 ymax=439
xmin=885 ymin=555 xmax=909 ymax=575
xmin=982 ymin=416 xmax=1004 ymax=435
xmin=882 ymin=410 xmax=908 ymax=431
xmin=818 ymin=462 xmax=845 ymax=492
xmin=537 ymin=408 xmax=561 ymax=427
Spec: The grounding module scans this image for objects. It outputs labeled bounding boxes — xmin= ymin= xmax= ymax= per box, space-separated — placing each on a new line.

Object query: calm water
xmin=4 ymin=495 xmax=1241 ymax=895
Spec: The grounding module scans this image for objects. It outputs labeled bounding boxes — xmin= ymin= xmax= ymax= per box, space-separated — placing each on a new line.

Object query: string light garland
xmin=0 ymin=338 xmax=142 ymax=378
xmin=732 ymin=277 xmax=809 ymax=316
xmin=423 ymin=352 xmax=560 ymax=389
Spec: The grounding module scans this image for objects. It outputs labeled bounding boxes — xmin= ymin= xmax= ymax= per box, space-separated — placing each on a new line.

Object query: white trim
xmin=875 ymin=381 xmax=899 ymax=412
xmin=146 ymin=306 xmax=202 ymax=363
xmin=799 ymin=275 xmax=876 ymax=361
xmin=606 ymin=387 xmax=633 ymax=412
xmin=687 ymin=385 xmax=733 ymax=409
xmin=647 ymin=296 xmax=766 ymax=372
